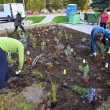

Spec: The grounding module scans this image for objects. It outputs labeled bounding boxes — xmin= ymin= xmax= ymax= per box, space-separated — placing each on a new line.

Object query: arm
xmin=91 ymin=30 xmax=97 ymax=53
xmin=18 ymin=44 xmax=24 ymax=70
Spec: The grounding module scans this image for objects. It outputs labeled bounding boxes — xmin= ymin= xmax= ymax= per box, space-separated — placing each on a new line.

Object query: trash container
xmin=69 ymin=12 xmax=80 ymax=24
xmin=66 ymin=4 xmax=77 ymax=18
xmin=107 ymin=12 xmax=110 ymax=23
xmin=87 ymin=12 xmax=101 ymax=25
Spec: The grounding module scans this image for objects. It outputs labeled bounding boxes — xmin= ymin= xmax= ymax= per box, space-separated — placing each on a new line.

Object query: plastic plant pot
xmin=58 ymin=37 xmax=62 ymax=41
xmin=68 ymin=38 xmax=72 ymax=41
xmin=82 ymin=76 xmax=89 ymax=83
xmin=95 ymin=56 xmax=100 ymax=61
xmin=54 ymin=46 xmax=58 ymax=50
xmin=46 ymin=40 xmax=50 ymax=44
xmin=56 ymin=52 xmax=61 ymax=56
xmin=66 ymin=59 xmax=71 ymax=63
xmin=46 ymin=66 xmax=51 ymax=70
xmin=51 ymin=102 xmax=57 ymax=108
xmin=27 ymin=60 xmax=32 ymax=65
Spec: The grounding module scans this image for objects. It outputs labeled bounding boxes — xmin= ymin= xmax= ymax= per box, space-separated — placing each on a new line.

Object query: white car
xmin=0 ymin=3 xmax=26 ymax=21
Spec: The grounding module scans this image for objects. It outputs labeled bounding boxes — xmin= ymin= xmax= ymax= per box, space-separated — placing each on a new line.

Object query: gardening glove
xmin=107 ymin=47 xmax=110 ymax=54
xmin=15 ymin=69 xmax=23 ymax=77
xmin=93 ymin=53 xmax=97 ymax=57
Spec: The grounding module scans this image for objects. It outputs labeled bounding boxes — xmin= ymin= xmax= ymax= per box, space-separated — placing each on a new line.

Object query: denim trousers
xmin=0 ymin=48 xmax=10 ymax=88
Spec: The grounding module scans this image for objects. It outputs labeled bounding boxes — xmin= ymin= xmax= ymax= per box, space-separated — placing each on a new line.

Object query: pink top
xmin=100 ymin=12 xmax=108 ymax=23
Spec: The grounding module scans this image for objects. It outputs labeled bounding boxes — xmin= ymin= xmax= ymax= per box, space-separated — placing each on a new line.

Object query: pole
xmin=23 ymin=0 xmax=25 ymax=6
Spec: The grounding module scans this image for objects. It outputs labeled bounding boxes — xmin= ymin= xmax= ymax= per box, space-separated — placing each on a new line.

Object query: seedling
xmin=71 ymin=85 xmax=96 ymax=103
xmin=68 ymin=34 xmax=73 ymax=41
xmin=51 ymin=82 xmax=57 ymax=108
xmin=65 ymin=45 xmax=72 ymax=61
xmin=79 ymin=65 xmax=89 ymax=78
xmin=97 ymin=42 xmax=107 ymax=54
xmin=55 ymin=49 xmax=61 ymax=56
xmin=35 ymin=70 xmax=44 ymax=80
xmin=29 ymin=34 xmax=37 ymax=47
xmin=46 ymin=62 xmax=53 ymax=69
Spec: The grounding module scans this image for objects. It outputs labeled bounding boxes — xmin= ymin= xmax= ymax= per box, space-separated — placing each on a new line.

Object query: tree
xmin=26 ymin=0 xmax=36 ymax=11
xmin=26 ymin=0 xmax=46 ymax=11
xmin=90 ymin=0 xmax=109 ymax=11
xmin=49 ymin=0 xmax=63 ymax=10
xmin=68 ymin=0 xmax=90 ymax=10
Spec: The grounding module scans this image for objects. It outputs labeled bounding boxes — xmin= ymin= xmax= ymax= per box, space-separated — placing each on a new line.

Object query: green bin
xmin=87 ymin=12 xmax=101 ymax=25
xmin=69 ymin=12 xmax=80 ymax=24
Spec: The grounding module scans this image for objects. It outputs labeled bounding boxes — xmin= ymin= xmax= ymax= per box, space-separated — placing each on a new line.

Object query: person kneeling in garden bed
xmin=90 ymin=27 xmax=110 ymax=57
xmin=0 ymin=37 xmax=25 ymax=94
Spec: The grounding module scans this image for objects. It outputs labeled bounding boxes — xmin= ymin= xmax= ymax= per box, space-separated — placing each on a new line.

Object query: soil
xmin=4 ymin=25 xmax=110 ymax=110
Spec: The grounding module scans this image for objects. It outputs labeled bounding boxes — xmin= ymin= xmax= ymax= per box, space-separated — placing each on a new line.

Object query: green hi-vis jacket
xmin=0 ymin=37 xmax=24 ymax=69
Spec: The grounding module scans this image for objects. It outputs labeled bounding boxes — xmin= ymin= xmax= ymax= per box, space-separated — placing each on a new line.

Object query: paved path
xmin=0 ymin=13 xmax=98 ymax=34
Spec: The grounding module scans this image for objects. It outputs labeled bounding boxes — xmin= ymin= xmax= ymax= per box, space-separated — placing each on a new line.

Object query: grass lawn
xmin=26 ymin=16 xmax=46 ymax=23
xmin=52 ymin=16 xmax=69 ymax=23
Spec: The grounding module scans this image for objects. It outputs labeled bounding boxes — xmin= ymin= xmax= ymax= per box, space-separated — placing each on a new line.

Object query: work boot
xmin=6 ymin=77 xmax=18 ymax=84
xmin=0 ymin=88 xmax=12 ymax=94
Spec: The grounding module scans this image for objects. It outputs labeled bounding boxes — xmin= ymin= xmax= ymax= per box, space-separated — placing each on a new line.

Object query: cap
xmin=19 ymin=12 xmax=22 ymax=15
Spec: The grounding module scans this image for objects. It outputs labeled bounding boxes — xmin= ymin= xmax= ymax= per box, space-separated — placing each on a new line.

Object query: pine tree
xmin=90 ymin=0 xmax=109 ymax=11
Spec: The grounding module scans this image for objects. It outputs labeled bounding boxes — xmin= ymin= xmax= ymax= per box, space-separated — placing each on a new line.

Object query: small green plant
xmin=35 ymin=70 xmax=44 ymax=79
xmin=65 ymin=32 xmax=69 ymax=40
xmin=29 ymin=34 xmax=37 ymax=47
xmin=71 ymin=85 xmax=90 ymax=96
xmin=27 ymin=57 xmax=32 ymax=61
xmin=78 ymin=65 xmax=89 ymax=77
xmin=57 ymin=31 xmax=62 ymax=37
xmin=41 ymin=41 xmax=46 ymax=46
xmin=54 ymin=37 xmax=60 ymax=45
xmin=64 ymin=45 xmax=72 ymax=56
xmin=69 ymin=34 xmax=73 ymax=39
xmin=46 ymin=62 xmax=53 ymax=67
xmin=53 ymin=52 xmax=57 ymax=58
xmin=55 ymin=49 xmax=60 ymax=53
xmin=51 ymin=82 xmax=57 ymax=103
xmin=97 ymin=42 xmax=107 ymax=53
xmin=71 ymin=85 xmax=96 ymax=103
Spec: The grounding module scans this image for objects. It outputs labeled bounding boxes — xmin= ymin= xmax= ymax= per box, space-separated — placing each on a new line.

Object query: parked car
xmin=0 ymin=3 xmax=26 ymax=21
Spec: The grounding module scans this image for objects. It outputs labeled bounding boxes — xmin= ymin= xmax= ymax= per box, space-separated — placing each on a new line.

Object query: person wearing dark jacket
xmin=90 ymin=26 xmax=110 ymax=56
xmin=12 ymin=12 xmax=26 ymax=35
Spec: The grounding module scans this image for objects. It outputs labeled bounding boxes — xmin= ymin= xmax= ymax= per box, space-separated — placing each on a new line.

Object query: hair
xmin=96 ymin=32 xmax=103 ymax=40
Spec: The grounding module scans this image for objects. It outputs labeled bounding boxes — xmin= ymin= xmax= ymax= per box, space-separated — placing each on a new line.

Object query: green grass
xmin=26 ymin=16 xmax=46 ymax=23
xmin=52 ymin=16 xmax=69 ymax=23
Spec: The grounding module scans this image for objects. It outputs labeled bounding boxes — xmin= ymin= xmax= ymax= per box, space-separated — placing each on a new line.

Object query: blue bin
xmin=66 ymin=4 xmax=77 ymax=18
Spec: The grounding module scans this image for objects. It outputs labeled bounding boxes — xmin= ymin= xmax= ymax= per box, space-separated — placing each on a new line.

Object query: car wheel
xmin=7 ymin=16 xmax=11 ymax=22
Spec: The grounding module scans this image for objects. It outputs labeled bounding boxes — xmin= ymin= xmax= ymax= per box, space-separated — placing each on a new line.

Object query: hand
xmin=15 ymin=69 xmax=21 ymax=75
xmin=93 ymin=53 xmax=97 ymax=57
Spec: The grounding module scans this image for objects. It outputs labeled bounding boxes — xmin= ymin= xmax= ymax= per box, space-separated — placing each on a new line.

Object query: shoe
xmin=6 ymin=77 xmax=18 ymax=84
xmin=0 ymin=88 xmax=12 ymax=94
xmin=89 ymin=53 xmax=93 ymax=57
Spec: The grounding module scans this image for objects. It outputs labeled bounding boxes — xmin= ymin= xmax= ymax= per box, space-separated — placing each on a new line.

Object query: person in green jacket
xmin=0 ymin=37 xmax=25 ymax=94
xmin=12 ymin=12 xmax=26 ymax=35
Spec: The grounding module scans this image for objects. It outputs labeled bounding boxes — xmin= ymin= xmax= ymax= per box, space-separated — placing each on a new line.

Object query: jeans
xmin=100 ymin=22 xmax=106 ymax=29
xmin=13 ymin=25 xmax=26 ymax=33
xmin=0 ymin=48 xmax=10 ymax=88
